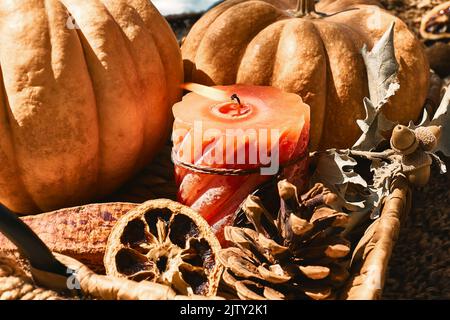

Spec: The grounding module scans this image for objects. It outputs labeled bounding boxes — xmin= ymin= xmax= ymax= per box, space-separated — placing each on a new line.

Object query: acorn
xmin=401 ymin=151 xmax=433 ymax=187
xmin=390 ymin=124 xmax=441 ymax=187
xmin=415 ymin=125 xmax=441 ymax=152
xmin=390 ymin=125 xmax=419 ymax=155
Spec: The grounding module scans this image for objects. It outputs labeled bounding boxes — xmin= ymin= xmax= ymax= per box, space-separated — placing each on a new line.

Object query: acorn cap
xmin=390 ymin=125 xmax=419 ymax=155
xmin=402 ymin=150 xmax=433 ymax=172
xmin=415 ymin=126 xmax=441 ymax=152
xmin=402 ymin=151 xmax=433 ymax=187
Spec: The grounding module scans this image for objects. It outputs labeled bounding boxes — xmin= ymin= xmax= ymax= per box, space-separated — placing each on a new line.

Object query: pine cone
xmin=218 ymin=180 xmax=351 ymax=300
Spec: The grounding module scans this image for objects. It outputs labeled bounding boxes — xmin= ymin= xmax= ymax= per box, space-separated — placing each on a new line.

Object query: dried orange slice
xmin=104 ymin=199 xmax=223 ymax=297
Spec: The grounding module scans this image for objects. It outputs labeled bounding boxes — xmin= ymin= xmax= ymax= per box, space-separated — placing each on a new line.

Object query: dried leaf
xmin=311 ymin=150 xmax=368 ymax=212
xmin=353 ymin=98 xmax=397 ymax=151
xmin=353 ymin=22 xmax=399 ymax=151
xmin=429 ymin=152 xmax=447 ymax=174
xmin=431 ymin=85 xmax=450 ymax=157
xmin=312 ymin=150 xmax=367 ymax=188
xmin=409 ymin=108 xmax=430 ymax=130
xmin=408 ymin=86 xmax=449 ymax=172
xmin=369 ymin=156 xmax=403 ymax=219
xmin=362 ymin=22 xmax=399 ymax=106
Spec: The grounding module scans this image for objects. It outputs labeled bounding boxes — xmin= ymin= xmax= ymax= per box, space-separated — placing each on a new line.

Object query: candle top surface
xmin=173 ymin=85 xmax=309 ymax=131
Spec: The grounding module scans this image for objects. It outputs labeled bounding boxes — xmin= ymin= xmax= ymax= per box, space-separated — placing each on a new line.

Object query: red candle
xmin=172 ymin=84 xmax=310 ymax=242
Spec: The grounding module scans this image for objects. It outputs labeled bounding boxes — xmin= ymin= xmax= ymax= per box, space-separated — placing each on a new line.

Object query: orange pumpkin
xmin=182 ymin=0 xmax=430 ymax=150
xmin=0 ymin=0 xmax=183 ymax=214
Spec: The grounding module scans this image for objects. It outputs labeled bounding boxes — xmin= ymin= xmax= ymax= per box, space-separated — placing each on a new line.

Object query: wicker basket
xmin=117 ymin=145 xmax=415 ymax=299
xmin=0 ymin=144 xmax=412 ymax=300
xmin=130 ymin=150 xmax=414 ymax=300
xmin=341 ymin=178 xmax=412 ymax=299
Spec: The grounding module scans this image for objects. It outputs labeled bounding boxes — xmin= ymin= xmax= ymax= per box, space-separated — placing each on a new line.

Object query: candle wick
xmin=231 ymin=94 xmax=241 ymax=105
xmin=231 ymin=94 xmax=242 ymax=115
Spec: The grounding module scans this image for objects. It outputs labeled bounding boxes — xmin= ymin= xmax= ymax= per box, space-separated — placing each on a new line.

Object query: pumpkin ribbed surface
xmin=182 ymin=0 xmax=429 ymax=150
xmin=0 ymin=0 xmax=183 ymax=213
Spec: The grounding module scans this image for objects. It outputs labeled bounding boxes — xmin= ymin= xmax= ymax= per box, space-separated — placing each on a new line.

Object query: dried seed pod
xmin=0 ymin=203 xmax=138 ymax=273
xmin=104 ymin=199 xmax=222 ymax=297
xmin=420 ymin=2 xmax=450 ymax=40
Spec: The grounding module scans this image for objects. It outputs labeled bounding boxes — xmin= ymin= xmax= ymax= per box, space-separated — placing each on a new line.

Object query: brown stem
xmin=295 ymin=0 xmax=316 ymax=16
xmin=310 ymin=149 xmax=396 ymax=161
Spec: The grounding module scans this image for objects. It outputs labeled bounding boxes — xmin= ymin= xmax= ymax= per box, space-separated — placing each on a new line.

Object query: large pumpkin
xmin=182 ymin=0 xmax=429 ymax=150
xmin=0 ymin=0 xmax=183 ymax=214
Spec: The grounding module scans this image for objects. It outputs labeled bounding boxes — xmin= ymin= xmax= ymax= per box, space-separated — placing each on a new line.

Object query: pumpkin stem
xmin=294 ymin=0 xmax=317 ymax=17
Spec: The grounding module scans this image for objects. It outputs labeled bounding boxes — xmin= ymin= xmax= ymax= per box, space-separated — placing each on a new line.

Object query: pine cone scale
xmin=218 ymin=180 xmax=353 ymax=300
